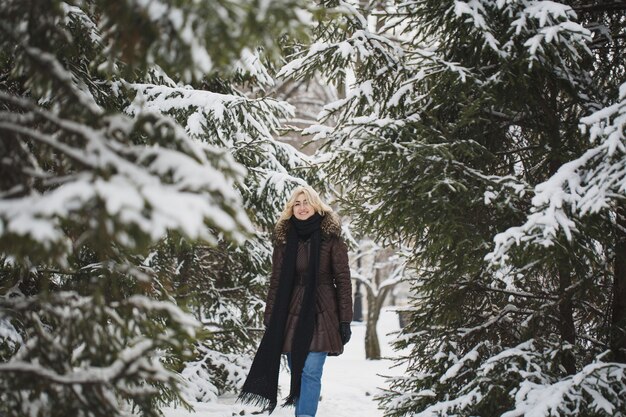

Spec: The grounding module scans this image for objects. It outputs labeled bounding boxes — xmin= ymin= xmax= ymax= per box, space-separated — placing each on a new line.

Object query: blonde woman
xmin=239 ymin=185 xmax=353 ymax=417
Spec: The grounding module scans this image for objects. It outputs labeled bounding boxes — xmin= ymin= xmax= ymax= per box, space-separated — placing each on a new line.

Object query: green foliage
xmin=0 ymin=287 xmax=196 ymax=417
xmin=281 ymin=0 xmax=626 ymax=415
xmin=0 ymin=0 xmax=314 ymax=415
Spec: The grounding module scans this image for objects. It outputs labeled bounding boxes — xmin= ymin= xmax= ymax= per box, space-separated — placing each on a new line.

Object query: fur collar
xmin=273 ymin=211 xmax=342 ymax=245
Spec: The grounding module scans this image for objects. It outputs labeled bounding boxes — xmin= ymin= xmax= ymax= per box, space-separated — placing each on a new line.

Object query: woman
xmin=239 ymin=185 xmax=353 ymax=417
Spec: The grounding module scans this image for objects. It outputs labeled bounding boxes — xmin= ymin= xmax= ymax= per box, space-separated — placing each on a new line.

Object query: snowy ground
xmin=164 ymin=308 xmax=407 ymax=417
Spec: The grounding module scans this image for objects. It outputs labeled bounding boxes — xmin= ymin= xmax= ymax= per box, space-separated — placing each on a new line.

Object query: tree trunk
xmin=543 ymin=84 xmax=576 ymax=374
xmin=365 ymin=286 xmax=394 ymax=360
xmin=558 ymin=266 xmax=577 ymax=374
xmin=365 ymin=295 xmax=381 ymax=359
xmin=611 ymin=204 xmax=626 ymax=363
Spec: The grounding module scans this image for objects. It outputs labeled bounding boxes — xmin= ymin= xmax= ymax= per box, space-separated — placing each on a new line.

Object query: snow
xmin=124 ymin=82 xmax=295 ymax=156
xmin=0 ymin=91 xmax=258 ymax=258
xmin=454 ymin=1 xmax=489 ymax=31
xmin=501 ymin=360 xmax=626 ymax=417
xmin=451 ymin=0 xmax=590 ymax=61
xmin=0 ymin=337 xmax=160 ymax=385
xmin=125 ymin=295 xmax=200 ymax=336
xmin=0 ymin=317 xmax=22 ymax=349
xmin=163 ymin=308 xmax=407 ymax=417
xmin=234 ymin=48 xmax=275 ymax=86
xmin=523 ymin=2 xmax=575 ymax=27
xmin=439 ymin=347 xmax=480 ymax=383
xmin=126 ymin=84 xmax=244 ymax=126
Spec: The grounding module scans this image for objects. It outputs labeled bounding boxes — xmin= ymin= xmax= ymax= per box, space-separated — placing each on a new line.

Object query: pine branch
xmin=572 ymin=2 xmax=626 ymax=13
xmin=461 ymin=281 xmax=557 ymax=301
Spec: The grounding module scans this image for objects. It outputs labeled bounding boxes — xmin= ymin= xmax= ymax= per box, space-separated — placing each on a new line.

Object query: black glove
xmin=339 ymin=322 xmax=351 ymax=345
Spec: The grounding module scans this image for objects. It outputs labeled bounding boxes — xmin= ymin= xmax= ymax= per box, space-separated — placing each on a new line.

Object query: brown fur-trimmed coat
xmin=263 ymin=212 xmax=353 ymax=356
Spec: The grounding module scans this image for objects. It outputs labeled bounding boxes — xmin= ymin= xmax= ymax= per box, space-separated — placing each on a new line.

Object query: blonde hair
xmin=279 ymin=185 xmax=333 ymax=221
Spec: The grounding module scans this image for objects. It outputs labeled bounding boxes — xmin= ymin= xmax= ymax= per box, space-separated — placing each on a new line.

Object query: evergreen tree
xmin=280 ymin=0 xmax=625 ymax=415
xmin=0 ymin=1 xmax=311 ymax=416
xmin=130 ymin=58 xmax=324 ymax=400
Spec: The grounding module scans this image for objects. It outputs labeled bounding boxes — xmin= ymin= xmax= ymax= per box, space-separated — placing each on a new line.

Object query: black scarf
xmin=238 ymin=213 xmax=323 ymax=413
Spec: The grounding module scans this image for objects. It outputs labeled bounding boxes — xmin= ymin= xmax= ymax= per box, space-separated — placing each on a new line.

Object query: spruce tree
xmin=0 ymin=1 xmax=311 ymax=416
xmin=131 ymin=59 xmax=324 ymax=400
xmin=280 ymin=0 xmax=625 ymax=415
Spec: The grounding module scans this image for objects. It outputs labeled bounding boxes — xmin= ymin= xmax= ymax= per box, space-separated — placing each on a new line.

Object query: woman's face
xmin=293 ymin=193 xmax=314 ymax=220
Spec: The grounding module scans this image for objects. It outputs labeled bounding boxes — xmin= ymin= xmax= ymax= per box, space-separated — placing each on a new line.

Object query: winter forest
xmin=0 ymin=0 xmax=625 ymax=416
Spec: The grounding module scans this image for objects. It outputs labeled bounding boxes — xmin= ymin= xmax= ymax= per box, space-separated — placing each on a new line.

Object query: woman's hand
xmin=339 ymin=322 xmax=351 ymax=345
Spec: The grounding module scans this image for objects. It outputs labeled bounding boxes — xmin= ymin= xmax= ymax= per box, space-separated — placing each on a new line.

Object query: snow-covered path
xmin=164 ymin=308 xmax=406 ymax=417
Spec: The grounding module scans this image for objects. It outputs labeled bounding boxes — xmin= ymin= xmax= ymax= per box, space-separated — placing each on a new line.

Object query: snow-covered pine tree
xmin=127 ymin=53 xmax=324 ymax=401
xmin=280 ymin=0 xmax=625 ymax=415
xmin=486 ymin=80 xmax=626 ymax=416
xmin=0 ymin=1 xmax=310 ymax=416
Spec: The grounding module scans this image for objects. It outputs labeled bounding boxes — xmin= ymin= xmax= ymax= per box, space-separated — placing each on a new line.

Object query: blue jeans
xmin=286 ymin=351 xmax=328 ymax=417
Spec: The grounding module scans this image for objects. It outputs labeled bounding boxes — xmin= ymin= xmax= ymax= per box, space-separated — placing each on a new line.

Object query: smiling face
xmin=292 ymin=192 xmax=315 ymax=220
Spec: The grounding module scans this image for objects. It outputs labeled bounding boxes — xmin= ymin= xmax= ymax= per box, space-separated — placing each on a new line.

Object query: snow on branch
xmin=23 ymin=45 xmax=103 ymax=115
xmin=453 ymin=0 xmax=591 ymax=61
xmin=0 ymin=316 xmax=22 ymax=352
xmin=454 ymin=0 xmax=503 ymax=54
xmin=407 ymin=339 xmax=626 ymax=417
xmin=181 ymin=345 xmax=251 ymax=402
xmin=277 ymin=0 xmax=403 ymax=83
xmin=233 ymin=48 xmax=275 ymax=87
xmin=125 ymin=82 xmax=293 ymax=140
xmin=0 ymin=290 xmax=196 ymax=414
xmin=0 ymin=340 xmax=159 ymax=385
xmin=122 ymin=79 xmax=312 ymax=226
xmin=487 ymin=82 xmax=626 ymax=264
xmin=0 ymin=93 xmax=252 ymax=263
xmin=501 ymin=352 xmax=626 ymax=417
